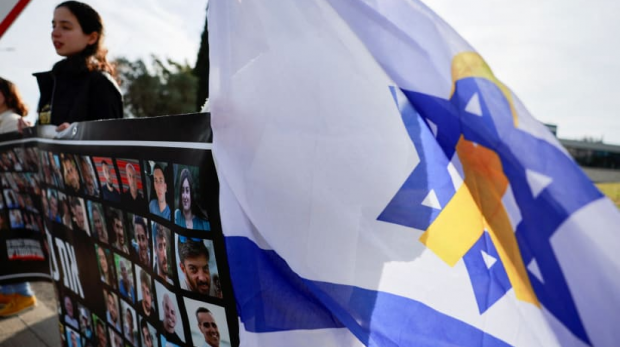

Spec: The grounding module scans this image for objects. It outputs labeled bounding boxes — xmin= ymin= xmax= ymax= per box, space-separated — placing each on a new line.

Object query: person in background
xmin=20 ymin=1 xmax=122 ymax=132
xmin=0 ymin=77 xmax=37 ymax=316
xmin=0 ymin=77 xmax=28 ymax=133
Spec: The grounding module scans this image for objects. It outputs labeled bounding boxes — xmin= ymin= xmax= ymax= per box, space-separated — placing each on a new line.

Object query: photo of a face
xmin=135 ymin=264 xmax=156 ymax=320
xmin=16 ymin=192 xmax=26 ymax=209
xmin=3 ymin=189 xmax=17 ymax=209
xmin=96 ymin=245 xmax=116 ymax=289
xmin=185 ymin=298 xmax=231 ymax=347
xmin=77 ymin=156 xmax=99 ymax=197
xmin=40 ymin=190 xmax=48 ymax=219
xmin=104 ymin=289 xmax=121 ymax=332
xmin=119 ymin=159 xmax=146 ymax=211
xmin=145 ymin=161 xmax=171 ymax=221
xmin=58 ymin=192 xmax=72 ymax=230
xmin=139 ymin=319 xmax=156 ymax=347
xmin=114 ymin=254 xmax=136 ymax=304
xmin=154 ymin=281 xmax=185 ymax=345
xmin=92 ymin=314 xmax=108 ymax=347
xmin=93 ymin=157 xmax=121 ymax=203
xmin=9 ymin=209 xmax=23 ymax=229
xmin=77 ymin=303 xmax=92 ymax=339
xmin=4 ymin=173 xmax=17 ymax=190
xmin=9 ymin=149 xmax=23 ymax=171
xmin=121 ymin=299 xmax=138 ymax=345
xmin=129 ymin=213 xmax=150 ymax=267
xmin=106 ymin=207 xmax=128 ymax=254
xmin=0 ymin=151 xmax=10 ymax=171
xmin=69 ymin=196 xmax=90 ymax=235
xmin=1 ymin=174 xmax=8 ymax=189
xmin=11 ymin=175 xmax=21 ymax=191
xmin=46 ymin=189 xmax=60 ymax=223
xmin=24 ymin=192 xmax=35 ymax=212
xmin=173 ymin=164 xmax=210 ymax=231
xmin=176 ymin=236 xmax=221 ymax=297
xmin=40 ymin=151 xmax=52 ymax=185
xmin=88 ymin=201 xmax=108 ymax=244
xmin=49 ymin=153 xmax=65 ymax=188
xmin=25 ymin=147 xmax=39 ymax=172
xmin=152 ymin=222 xmax=173 ymax=285
xmin=63 ymin=295 xmax=79 ymax=330
xmin=109 ymin=327 xmax=123 ymax=347
xmin=61 ymin=153 xmax=82 ymax=194
xmin=65 ymin=326 xmax=82 ymax=347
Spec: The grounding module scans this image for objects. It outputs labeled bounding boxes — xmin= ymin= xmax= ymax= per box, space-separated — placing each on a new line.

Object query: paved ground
xmin=583 ymin=167 xmax=620 ymax=183
xmin=0 ymin=282 xmax=60 ymax=347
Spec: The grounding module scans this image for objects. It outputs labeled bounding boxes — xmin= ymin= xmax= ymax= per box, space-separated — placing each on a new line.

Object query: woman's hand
xmin=55 ymin=122 xmax=71 ymax=132
xmin=17 ymin=118 xmax=33 ymax=133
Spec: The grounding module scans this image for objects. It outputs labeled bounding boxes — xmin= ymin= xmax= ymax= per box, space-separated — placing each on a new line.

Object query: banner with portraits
xmin=0 ymin=114 xmax=238 ymax=347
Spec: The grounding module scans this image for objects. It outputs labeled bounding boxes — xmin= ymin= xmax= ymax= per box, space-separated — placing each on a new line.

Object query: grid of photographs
xmin=0 ymin=147 xmax=44 ymax=243
xmin=44 ymin=153 xmax=232 ymax=347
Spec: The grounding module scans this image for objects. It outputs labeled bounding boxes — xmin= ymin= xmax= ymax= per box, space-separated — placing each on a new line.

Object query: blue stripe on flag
xmin=227 ymin=236 xmax=512 ymax=347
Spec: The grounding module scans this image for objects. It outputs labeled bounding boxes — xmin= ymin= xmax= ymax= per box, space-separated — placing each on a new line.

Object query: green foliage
xmin=115 ymin=56 xmax=198 ymax=118
xmin=193 ymin=5 xmax=210 ymax=111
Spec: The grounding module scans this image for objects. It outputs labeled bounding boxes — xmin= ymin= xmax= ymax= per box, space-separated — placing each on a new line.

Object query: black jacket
xmin=34 ymin=57 xmax=123 ymax=125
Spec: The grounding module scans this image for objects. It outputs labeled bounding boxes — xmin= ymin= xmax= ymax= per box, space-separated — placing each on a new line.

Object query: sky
xmin=1 ymin=0 xmax=619 ymax=144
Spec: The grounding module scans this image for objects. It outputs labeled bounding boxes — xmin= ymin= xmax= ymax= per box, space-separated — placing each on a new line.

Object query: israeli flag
xmin=209 ymin=0 xmax=620 ymax=346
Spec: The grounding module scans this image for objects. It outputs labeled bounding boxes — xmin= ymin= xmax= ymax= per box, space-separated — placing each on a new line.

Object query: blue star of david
xmin=379 ymin=78 xmax=603 ymax=345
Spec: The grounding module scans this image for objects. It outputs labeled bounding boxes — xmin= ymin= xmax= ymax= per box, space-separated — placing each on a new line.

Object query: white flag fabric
xmin=209 ymin=0 xmax=620 ymax=346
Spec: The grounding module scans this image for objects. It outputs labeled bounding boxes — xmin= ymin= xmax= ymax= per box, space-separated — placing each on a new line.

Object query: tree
xmin=193 ymin=5 xmax=210 ymax=111
xmin=115 ymin=56 xmax=197 ymax=118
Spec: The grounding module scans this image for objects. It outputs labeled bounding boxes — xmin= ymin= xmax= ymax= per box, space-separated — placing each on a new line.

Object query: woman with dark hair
xmin=0 ymin=77 xmax=28 ymax=133
xmin=24 ymin=1 xmax=122 ymax=132
xmin=0 ymin=78 xmax=36 ymax=316
xmin=174 ymin=168 xmax=210 ymax=231
xmin=96 ymin=245 xmax=116 ymax=289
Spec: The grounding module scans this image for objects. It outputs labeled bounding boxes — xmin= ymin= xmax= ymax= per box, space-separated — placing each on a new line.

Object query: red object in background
xmin=116 ymin=158 xmax=144 ymax=191
xmin=92 ymin=156 xmax=120 ymax=188
xmin=0 ymin=0 xmax=31 ymax=39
